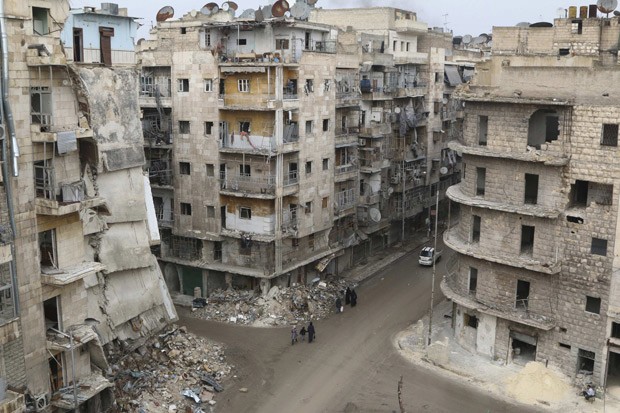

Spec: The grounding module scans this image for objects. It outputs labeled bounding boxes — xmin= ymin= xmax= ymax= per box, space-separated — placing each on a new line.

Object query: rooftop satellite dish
xmin=472 ymin=36 xmax=485 ymax=45
xmin=516 ymin=22 xmax=530 ymax=28
xmin=307 ymin=0 xmax=318 ymax=5
xmin=156 ymin=6 xmax=174 ymax=22
xmin=598 ymin=0 xmax=618 ymax=14
xmin=205 ymin=2 xmax=219 ymax=13
xmin=439 ymin=167 xmax=448 ymax=175
xmin=271 ymin=0 xmax=289 ymax=17
xmin=615 ymin=9 xmax=620 ymax=15
xmin=394 ymin=107 xmax=401 ymax=114
xmin=222 ymin=1 xmax=238 ymax=11
xmin=462 ymin=34 xmax=473 ymax=44
xmin=200 ymin=6 xmax=212 ymax=15
xmin=369 ymin=208 xmax=381 ymax=223
xmin=291 ymin=1 xmax=311 ymax=19
xmin=190 ymin=9 xmax=198 ymax=17
xmin=239 ymin=8 xmax=256 ymax=19
xmin=529 ymin=22 xmax=553 ymax=27
xmin=255 ymin=6 xmax=265 ymax=21
xmin=261 ymin=4 xmax=272 ymax=19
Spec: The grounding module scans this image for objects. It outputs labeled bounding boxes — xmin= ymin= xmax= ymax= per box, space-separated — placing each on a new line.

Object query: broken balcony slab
xmin=41 ymin=262 xmax=106 ymax=286
xmin=0 ymin=390 xmax=26 ymax=413
xmin=30 ymin=126 xmax=93 ymax=143
xmin=46 ymin=324 xmax=98 ymax=353
xmin=446 ymin=185 xmax=561 ymax=218
xmin=51 ymin=373 xmax=112 ymax=410
xmin=35 ymin=196 xmax=106 ymax=216
xmin=448 ymin=141 xmax=569 ymax=166
xmin=443 ymin=229 xmax=561 ymax=275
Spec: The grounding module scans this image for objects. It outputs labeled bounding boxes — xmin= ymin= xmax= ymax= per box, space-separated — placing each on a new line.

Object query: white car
xmin=419 ymin=246 xmax=442 ymax=266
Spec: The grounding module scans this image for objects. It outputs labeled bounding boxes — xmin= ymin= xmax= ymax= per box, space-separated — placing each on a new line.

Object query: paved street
xmin=179 ymin=245 xmax=541 ymax=412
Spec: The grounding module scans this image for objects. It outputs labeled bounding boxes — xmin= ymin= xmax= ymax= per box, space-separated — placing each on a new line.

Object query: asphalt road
xmin=179 ymin=246 xmax=540 ymax=413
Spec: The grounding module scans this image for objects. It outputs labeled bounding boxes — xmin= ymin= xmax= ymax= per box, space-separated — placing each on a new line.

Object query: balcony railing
xmin=220 ymin=174 xmax=276 ymax=194
xmin=335 ymin=126 xmax=360 ymax=137
xmin=155 ymin=207 xmax=174 ymax=227
xmin=335 ymin=164 xmax=357 ymax=175
xmin=335 ymin=188 xmax=357 ymax=211
xmin=140 ymin=82 xmax=171 ymax=98
xmin=283 ymin=171 xmax=299 ymax=186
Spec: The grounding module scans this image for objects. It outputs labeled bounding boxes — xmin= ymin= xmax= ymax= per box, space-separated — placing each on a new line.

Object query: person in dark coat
xmin=350 ymin=289 xmax=358 ymax=307
xmin=307 ymin=322 xmax=316 ymax=343
xmin=299 ymin=326 xmax=307 ymax=342
xmin=345 ymin=287 xmax=352 ymax=305
xmin=336 ymin=296 xmax=343 ymax=313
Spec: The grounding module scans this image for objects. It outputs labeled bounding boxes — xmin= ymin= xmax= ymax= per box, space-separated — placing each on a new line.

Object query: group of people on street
xmin=335 ymin=286 xmax=358 ymax=313
xmin=291 ymin=322 xmax=316 ymax=345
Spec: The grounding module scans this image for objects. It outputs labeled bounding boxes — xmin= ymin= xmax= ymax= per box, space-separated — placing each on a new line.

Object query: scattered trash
xmin=192 ymin=297 xmax=207 ymax=308
xmin=201 ymin=374 xmax=224 ymax=392
xmin=182 ymin=389 xmax=201 ymax=403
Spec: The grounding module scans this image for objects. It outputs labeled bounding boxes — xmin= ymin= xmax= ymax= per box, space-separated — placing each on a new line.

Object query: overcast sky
xmin=69 ymin=1 xmax=587 ymax=39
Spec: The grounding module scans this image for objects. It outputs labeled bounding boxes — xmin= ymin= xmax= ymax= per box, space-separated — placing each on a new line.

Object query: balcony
xmin=334 ymin=164 xmax=358 ymax=182
xmin=35 ymin=196 xmax=106 ymax=216
xmin=46 ymin=324 xmax=99 ymax=353
xmin=335 ymin=127 xmax=360 ymax=147
xmin=51 ymin=373 xmax=113 ymax=411
xmin=336 ymin=91 xmax=361 ymax=107
xmin=31 ymin=126 xmax=93 ymax=143
xmin=41 ymin=261 xmax=106 ymax=286
xmin=446 ymin=185 xmax=561 ymax=219
xmin=394 ymin=18 xmax=427 ymax=33
xmin=334 ymin=188 xmax=357 ymax=216
xmin=448 ymin=141 xmax=569 ymax=166
xmin=35 ymin=176 xmax=106 ymax=216
xmin=26 ymin=38 xmax=66 ymax=66
xmin=444 ymin=228 xmax=560 ymax=275
xmin=218 ymin=93 xmax=278 ymax=111
xmin=220 ymin=132 xmax=276 ymax=154
xmin=155 ymin=208 xmax=174 ymax=228
xmin=361 ymin=86 xmax=397 ymax=101
xmin=139 ymin=82 xmax=172 ymax=108
xmin=220 ymin=174 xmax=276 ymax=197
xmin=395 ymin=84 xmax=426 ymax=98
xmin=359 ymin=122 xmax=392 ymax=138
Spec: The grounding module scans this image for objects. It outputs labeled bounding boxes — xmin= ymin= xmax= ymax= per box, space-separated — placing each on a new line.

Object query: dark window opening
xmin=238 ymin=38 xmax=247 ymax=45
xmin=323 ymin=158 xmax=329 ymax=170
xmin=323 ymin=119 xmax=329 ymax=131
xmin=570 ymin=180 xmax=588 ymax=207
xmin=572 ymin=20 xmax=583 ymax=34
xmin=516 ymin=279 xmax=530 ymax=309
xmin=306 ymin=120 xmax=313 ymax=134
xmin=179 ymin=121 xmax=190 ymax=134
xmin=559 ymin=342 xmax=571 ymax=349
xmin=591 ymin=238 xmax=608 ymax=256
xmin=240 ymin=207 xmax=251 ymax=219
xmin=586 ymin=296 xmax=601 ymax=314
xmin=602 ymin=124 xmax=618 ymax=146
xmin=181 ymin=27 xmax=187 ymax=34
xmin=305 ymin=161 xmax=312 ymax=175
xmin=43 ymin=296 xmax=60 ymax=332
xmin=577 ymin=349 xmax=595 ymax=374
xmin=469 ymin=267 xmax=478 ymax=293
xmin=73 ymin=28 xmax=83 ymax=62
xmin=559 ymin=48 xmax=570 ymax=56
xmin=520 ymin=225 xmax=535 ymax=255
xmin=292 ymin=238 xmax=299 ymax=247
xmin=612 ymin=322 xmax=620 ymax=339
xmin=566 ymin=215 xmax=584 ymax=224
xmin=240 ymin=164 xmax=251 ymax=177
xmin=39 ymin=229 xmax=57 ymax=268
xmin=205 ymin=121 xmax=214 ymax=135
xmin=476 ymin=167 xmax=486 ymax=196
xmin=178 ymin=78 xmax=190 ymax=92
xmin=545 ymin=116 xmax=560 ymax=142
xmin=179 ymin=162 xmax=191 ymax=175
xmin=528 ymin=109 xmax=559 ymax=147
xmin=471 ymin=215 xmax=481 ymax=243
xmin=213 ymin=241 xmax=222 ymax=261
xmin=478 ymin=115 xmax=488 ymax=146
xmin=308 ymin=233 xmax=315 ymax=250
xmin=180 ymin=202 xmax=192 ymax=216
xmin=464 ymin=313 xmax=478 ymax=328
xmin=512 ymin=337 xmax=537 ymax=364
xmin=524 ymin=174 xmax=539 ymax=204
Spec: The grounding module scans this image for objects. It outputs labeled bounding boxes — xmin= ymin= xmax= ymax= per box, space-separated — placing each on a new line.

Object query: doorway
xmin=73 ymin=28 xmax=83 ymax=62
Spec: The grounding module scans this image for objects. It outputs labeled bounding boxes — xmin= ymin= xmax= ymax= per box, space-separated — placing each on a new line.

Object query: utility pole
xmin=401 ymin=160 xmax=405 ymax=242
xmin=427 ymin=190 xmax=439 ymax=346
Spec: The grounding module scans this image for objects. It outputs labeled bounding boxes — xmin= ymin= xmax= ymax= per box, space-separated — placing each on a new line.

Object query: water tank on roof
xmin=580 ymin=6 xmax=588 ymax=18
xmin=590 ymin=4 xmax=599 ymax=17
xmin=101 ymin=3 xmax=119 ymax=15
xmin=568 ymin=6 xmax=577 ymax=18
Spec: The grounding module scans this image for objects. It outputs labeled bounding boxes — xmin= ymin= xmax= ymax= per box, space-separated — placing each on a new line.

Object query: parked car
xmin=419 ymin=246 xmax=442 ymax=266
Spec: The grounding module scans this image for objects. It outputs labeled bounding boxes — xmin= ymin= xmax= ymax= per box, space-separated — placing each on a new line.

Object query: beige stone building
xmin=0 ymin=1 xmax=176 ymax=411
xmin=443 ymin=13 xmax=620 ymax=385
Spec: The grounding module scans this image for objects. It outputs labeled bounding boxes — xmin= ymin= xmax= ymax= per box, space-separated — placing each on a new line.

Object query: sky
xmin=69 ymin=1 xmax=586 ymax=39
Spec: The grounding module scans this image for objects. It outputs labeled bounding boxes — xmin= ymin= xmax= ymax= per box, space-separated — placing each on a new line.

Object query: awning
xmin=315 ymin=253 xmax=336 ymax=272
xmin=221 ymin=66 xmax=266 ymax=73
xmin=444 ymin=65 xmax=463 ymax=86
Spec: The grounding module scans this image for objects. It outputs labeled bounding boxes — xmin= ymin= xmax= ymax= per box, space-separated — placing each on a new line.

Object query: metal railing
xmin=35 ymin=164 xmax=55 ymax=200
xmin=335 ymin=188 xmax=357 ymax=210
xmin=283 ymin=171 xmax=299 ymax=186
xmin=155 ymin=207 xmax=174 ymax=227
xmin=219 ymin=174 xmax=276 ymax=194
xmin=335 ymin=164 xmax=357 ymax=175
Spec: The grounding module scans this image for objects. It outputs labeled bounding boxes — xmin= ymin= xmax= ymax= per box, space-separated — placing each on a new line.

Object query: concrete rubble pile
xmin=192 ymin=279 xmax=353 ymax=326
xmin=110 ymin=325 xmax=233 ymax=412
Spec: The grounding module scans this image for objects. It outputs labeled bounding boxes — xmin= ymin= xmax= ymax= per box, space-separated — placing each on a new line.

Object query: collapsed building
xmin=137 ymin=4 xmax=476 ymax=297
xmin=0 ymin=1 xmax=176 ymax=411
xmin=442 ymin=9 xmax=620 ymax=386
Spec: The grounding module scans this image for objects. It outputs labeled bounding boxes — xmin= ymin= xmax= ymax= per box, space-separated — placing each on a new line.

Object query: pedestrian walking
xmin=291 ymin=325 xmax=298 ymax=345
xmin=336 ymin=296 xmax=343 ymax=313
xmin=307 ymin=322 xmax=316 ymax=343
xmin=345 ymin=287 xmax=352 ymax=305
xmin=299 ymin=326 xmax=307 ymax=342
xmin=350 ymin=289 xmax=358 ymax=307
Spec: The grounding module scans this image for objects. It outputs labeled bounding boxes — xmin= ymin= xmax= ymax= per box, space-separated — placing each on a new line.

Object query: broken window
xmin=276 ymin=39 xmax=289 ymax=49
xmin=305 ymin=201 xmax=313 ymax=214
xmin=177 ymin=79 xmax=190 ymax=92
xmin=180 ymin=202 xmax=192 ymax=216
xmin=179 ymin=162 xmax=191 ymax=175
xmin=213 ymin=241 xmax=222 ymax=261
xmin=566 ymin=215 xmax=584 ymax=224
xmin=601 ymin=124 xmax=619 ymax=147
xmin=516 ymin=279 xmax=530 ymax=309
xmin=306 ymin=120 xmax=313 ymax=134
xmin=571 ymin=180 xmax=589 ymax=206
xmin=464 ymin=313 xmax=478 ymax=329
xmin=475 ymin=167 xmax=486 ymax=196
xmin=171 ymin=236 xmax=202 ymax=260
xmin=323 ymin=119 xmax=329 ymax=132
xmin=34 ymin=160 xmax=55 ymax=200
xmin=206 ymin=164 xmax=215 ymax=177
xmin=204 ymin=122 xmax=214 ymax=135
xmin=471 ymin=215 xmax=481 ymax=243
xmin=591 ymin=238 xmax=608 ymax=256
xmin=520 ymin=225 xmax=535 ymax=255
xmin=305 ymin=161 xmax=312 ymax=175
xmin=179 ymin=121 xmax=190 ymax=134
xmin=31 ymin=86 xmax=52 ymax=127
xmin=238 ymin=79 xmax=250 ymax=92
xmin=32 ymin=7 xmax=49 ymax=35
xmin=524 ymin=174 xmax=539 ymax=204
xmin=43 ymin=296 xmax=61 ymax=331
xmin=571 ymin=20 xmax=583 ymax=34
xmin=239 ymin=164 xmax=250 ymax=177
xmin=240 ymin=207 xmax=251 ymax=219
xmin=239 ymin=121 xmax=250 ymax=133
xmin=469 ymin=267 xmax=478 ymax=294
xmin=478 ymin=115 xmax=488 ymax=146
xmin=305 ymin=79 xmax=314 ymax=94
xmin=204 ymin=79 xmax=213 ymax=92
xmin=39 ymin=229 xmax=57 ymax=268
xmin=577 ymin=349 xmax=595 ymax=374
xmin=528 ymin=109 xmax=559 ymax=147
xmin=206 ymin=205 xmax=215 ymax=218
xmin=585 ymin=296 xmax=601 ymax=314
xmin=323 ymin=158 xmax=329 ymax=170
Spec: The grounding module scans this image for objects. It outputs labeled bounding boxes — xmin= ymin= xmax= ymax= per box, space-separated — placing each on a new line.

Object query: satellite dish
xmin=369 ymin=208 xmax=381 ymax=223
xmin=439 ymin=167 xmax=448 ymax=175
xmin=529 ymin=22 xmax=553 ymax=28
xmin=615 ymin=10 xmax=620 ymax=15
xmin=516 ymin=22 xmax=530 ymax=28
xmin=190 ymin=10 xmax=198 ymax=17
xmin=394 ymin=107 xmax=401 ymax=114
xmin=307 ymin=0 xmax=318 ymax=5
xmin=156 ymin=6 xmax=174 ymax=22
xmin=205 ymin=2 xmax=219 ymax=13
xmin=239 ymin=8 xmax=256 ymax=19
xmin=255 ymin=6 xmax=265 ymax=21
xmin=222 ymin=1 xmax=238 ymax=11
xmin=462 ymin=35 xmax=472 ymax=44
xmin=472 ymin=36 xmax=485 ymax=45
xmin=291 ymin=1 xmax=311 ymax=19
xmin=271 ymin=0 xmax=289 ymax=17
xmin=598 ymin=0 xmax=618 ymax=14
xmin=261 ymin=4 xmax=272 ymax=19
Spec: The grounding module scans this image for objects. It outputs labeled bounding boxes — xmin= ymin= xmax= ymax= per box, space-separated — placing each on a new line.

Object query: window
xmin=39 ymin=229 xmax=57 ymax=267
xmin=471 ymin=215 xmax=481 ymax=243
xmin=305 ymin=201 xmax=313 ymax=213
xmin=238 ymin=79 xmax=250 ymax=92
xmin=570 ymin=180 xmax=588 ymax=206
xmin=73 ymin=28 xmax=84 ymax=62
xmin=238 ymin=38 xmax=247 ymax=46
xmin=577 ymin=349 xmax=595 ymax=374
xmin=516 ymin=280 xmax=530 ymax=309
xmin=601 ymin=124 xmax=618 ymax=146
xmin=406 ymin=42 xmax=410 ymax=52
xmin=305 ymin=161 xmax=312 ymax=175
xmin=546 ymin=116 xmax=560 ymax=142
xmin=31 ymin=86 xmax=52 ymax=126
xmin=240 ymin=207 xmax=251 ymax=219
xmin=292 ymin=238 xmax=299 ymax=247
xmin=478 ymin=115 xmax=488 ymax=145
xmin=571 ymin=20 xmax=583 ymax=34
xmin=306 ymin=121 xmax=313 ymax=134
xmin=612 ymin=322 xmax=620 ymax=339
xmin=206 ymin=164 xmax=215 ymax=177
xmin=305 ymin=79 xmax=314 ymax=93
xmin=308 ymin=233 xmax=315 ymax=250
xmin=591 ymin=238 xmax=608 ymax=256
xmin=585 ymin=296 xmax=601 ymax=314
xmin=323 ymin=119 xmax=329 ymax=132
xmin=214 ymin=241 xmax=222 ymax=261
xmin=400 ymin=41 xmax=404 ymax=51
xmin=475 ymin=168 xmax=486 ymax=196
xmin=204 ymin=121 xmax=214 ymax=135
xmin=559 ymin=342 xmax=571 ymax=349
xmin=524 ymin=174 xmax=539 ymax=204
xmin=204 ymin=79 xmax=213 ymax=92
xmin=322 ymin=197 xmax=328 ymax=208
xmin=179 ymin=162 xmax=191 ymax=175
xmin=33 ymin=7 xmax=49 ymax=35
xmin=240 ymin=164 xmax=251 ymax=177
xmin=559 ymin=48 xmax=570 ymax=56
xmin=177 ymin=79 xmax=189 ymax=92
xmin=179 ymin=121 xmax=190 ymax=134
xmin=181 ymin=202 xmax=192 ymax=216
xmin=469 ymin=267 xmax=478 ymax=293
xmin=322 ymin=158 xmax=329 ymax=170
xmin=204 ymin=30 xmax=212 ymax=47
xmin=239 ymin=238 xmax=251 ymax=255
xmin=393 ymin=40 xmax=397 ymax=51
xmin=464 ymin=313 xmax=478 ymax=329
xmin=239 ymin=121 xmax=251 ymax=133
xmin=276 ymin=39 xmax=289 ymax=49
xmin=206 ymin=205 xmax=215 ymax=218
xmin=181 ymin=27 xmax=187 ymax=34
xmin=520 ymin=225 xmax=535 ymax=255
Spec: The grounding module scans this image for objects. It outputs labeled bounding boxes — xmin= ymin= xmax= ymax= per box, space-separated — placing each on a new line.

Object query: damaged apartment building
xmin=442 ymin=9 xmax=620 ymax=386
xmin=0 ymin=1 xmax=176 ymax=411
xmin=138 ymin=4 xmax=472 ymax=296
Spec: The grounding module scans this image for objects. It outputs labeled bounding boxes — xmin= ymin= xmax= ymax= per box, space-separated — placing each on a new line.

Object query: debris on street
xmin=111 ymin=325 xmax=233 ymax=412
xmin=190 ymin=279 xmax=355 ymax=326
